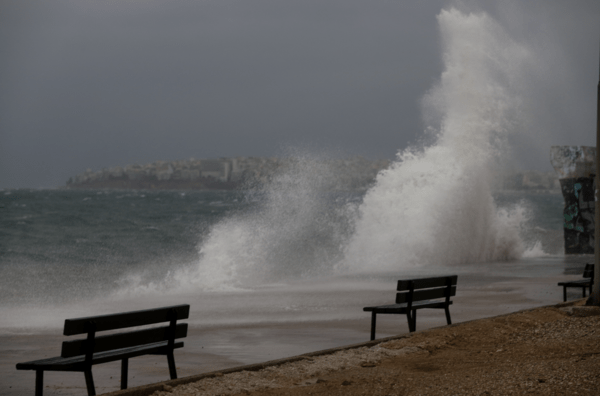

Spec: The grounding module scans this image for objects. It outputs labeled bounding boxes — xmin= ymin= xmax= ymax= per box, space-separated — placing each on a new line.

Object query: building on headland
xmin=66 ymin=156 xmax=390 ymax=191
xmin=550 ymin=146 xmax=596 ymax=254
xmin=67 ymin=156 xmax=561 ymax=193
xmin=499 ymin=169 xmax=560 ymax=191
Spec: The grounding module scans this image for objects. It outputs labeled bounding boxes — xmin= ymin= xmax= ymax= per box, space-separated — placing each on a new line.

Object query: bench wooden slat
xmin=397 ymin=275 xmax=457 ymax=291
xmin=63 ymin=304 xmax=190 ymax=335
xmin=18 ymin=341 xmax=184 ymax=372
xmin=363 ymin=300 xmax=453 ymax=313
xmin=61 ymin=323 xmax=188 ymax=358
xmin=395 ymin=285 xmax=456 ymax=304
xmin=557 ymin=279 xmax=591 ymax=287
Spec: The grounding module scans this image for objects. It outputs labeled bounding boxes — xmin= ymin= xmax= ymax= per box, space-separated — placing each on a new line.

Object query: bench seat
xmin=557 ymin=279 xmax=591 ymax=287
xmin=16 ymin=341 xmax=183 ymax=372
xmin=363 ymin=300 xmax=453 ymax=314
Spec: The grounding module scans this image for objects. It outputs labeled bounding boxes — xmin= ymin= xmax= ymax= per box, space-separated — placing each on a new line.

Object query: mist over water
xmin=180 ymin=8 xmax=535 ymax=289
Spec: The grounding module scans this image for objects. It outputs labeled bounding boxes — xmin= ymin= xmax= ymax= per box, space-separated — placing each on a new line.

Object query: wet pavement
xmin=1 ymin=254 xmax=592 ymax=396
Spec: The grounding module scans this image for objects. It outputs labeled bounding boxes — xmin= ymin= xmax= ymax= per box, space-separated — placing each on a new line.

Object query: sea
xmin=0 ymin=7 xmax=581 ymax=336
xmin=0 ymin=186 xmax=568 ymax=334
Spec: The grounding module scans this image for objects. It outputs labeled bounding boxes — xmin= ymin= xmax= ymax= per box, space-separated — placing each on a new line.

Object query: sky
xmin=1 ymin=0 xmax=599 ymax=189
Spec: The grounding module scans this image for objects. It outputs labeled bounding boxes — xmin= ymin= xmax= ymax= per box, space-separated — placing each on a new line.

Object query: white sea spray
xmin=343 ymin=8 xmax=532 ymax=272
xmin=170 ymin=8 xmax=538 ymax=290
xmin=179 ymin=153 xmax=355 ymax=290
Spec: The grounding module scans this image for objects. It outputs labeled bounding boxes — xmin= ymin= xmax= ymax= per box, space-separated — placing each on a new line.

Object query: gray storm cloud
xmin=0 ymin=0 xmax=598 ymax=189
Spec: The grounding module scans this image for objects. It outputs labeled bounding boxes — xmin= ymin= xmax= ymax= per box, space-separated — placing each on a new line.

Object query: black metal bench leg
xmin=583 ymin=286 xmax=587 ymax=298
xmin=445 ymin=306 xmax=452 ymax=325
xmin=167 ymin=351 xmax=177 ymax=380
xmin=84 ymin=369 xmax=96 ymax=396
xmin=370 ymin=312 xmax=377 ymax=341
xmin=563 ymin=286 xmax=567 ymax=302
xmin=412 ymin=310 xmax=417 ymax=332
xmin=121 ymin=358 xmax=128 ymax=390
xmin=406 ymin=311 xmax=415 ymax=332
xmin=35 ymin=370 xmax=43 ymax=396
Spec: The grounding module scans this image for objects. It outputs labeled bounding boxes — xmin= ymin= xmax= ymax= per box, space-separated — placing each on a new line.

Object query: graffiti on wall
xmin=560 ymin=177 xmax=595 ymax=254
xmin=550 ymin=146 xmax=596 ymax=254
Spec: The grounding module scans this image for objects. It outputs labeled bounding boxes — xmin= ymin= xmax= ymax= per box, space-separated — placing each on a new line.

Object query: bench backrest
xmin=583 ymin=263 xmax=594 ymax=279
xmin=61 ymin=304 xmax=189 ymax=358
xmin=396 ymin=276 xmax=457 ymax=305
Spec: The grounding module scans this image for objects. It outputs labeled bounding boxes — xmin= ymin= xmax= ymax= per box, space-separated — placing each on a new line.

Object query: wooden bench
xmin=363 ymin=275 xmax=457 ymax=340
xmin=558 ymin=263 xmax=594 ymax=302
xmin=16 ymin=304 xmax=189 ymax=396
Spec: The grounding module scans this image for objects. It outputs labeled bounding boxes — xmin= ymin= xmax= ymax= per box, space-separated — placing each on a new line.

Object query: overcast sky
xmin=1 ymin=0 xmax=599 ymax=189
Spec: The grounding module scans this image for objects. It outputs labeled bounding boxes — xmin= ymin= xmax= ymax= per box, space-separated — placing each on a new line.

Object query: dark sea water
xmin=0 ymin=187 xmax=565 ymax=333
xmin=1 ymin=189 xmax=243 ymax=304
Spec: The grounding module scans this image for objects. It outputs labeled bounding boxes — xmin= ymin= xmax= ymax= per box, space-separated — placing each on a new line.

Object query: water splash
xmin=170 ymin=7 xmax=536 ymax=291
xmin=178 ymin=153 xmax=357 ymax=290
xmin=343 ymin=8 xmax=532 ymax=272
xmin=522 ymin=241 xmax=552 ymax=258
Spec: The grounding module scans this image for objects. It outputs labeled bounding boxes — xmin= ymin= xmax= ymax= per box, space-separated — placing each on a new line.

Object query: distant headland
xmin=66 ymin=156 xmax=391 ymax=190
xmin=66 ymin=156 xmax=559 ymax=191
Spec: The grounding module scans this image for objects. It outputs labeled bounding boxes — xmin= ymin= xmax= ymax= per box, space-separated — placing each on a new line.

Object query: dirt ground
xmin=147 ymin=301 xmax=600 ymax=396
